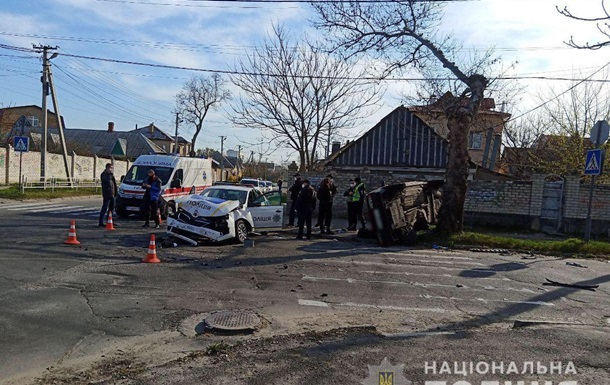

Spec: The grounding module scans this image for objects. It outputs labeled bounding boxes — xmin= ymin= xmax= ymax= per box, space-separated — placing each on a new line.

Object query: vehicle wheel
xmin=235 ymin=220 xmax=249 ymax=243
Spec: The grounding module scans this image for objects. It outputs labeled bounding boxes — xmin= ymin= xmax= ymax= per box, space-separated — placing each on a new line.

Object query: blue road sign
xmin=13 ymin=136 xmax=29 ymax=153
xmin=585 ymin=149 xmax=602 ymax=175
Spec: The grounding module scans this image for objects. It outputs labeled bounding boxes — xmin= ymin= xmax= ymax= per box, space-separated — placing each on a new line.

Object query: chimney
xmin=150 ymin=123 xmax=154 ymax=134
xmin=331 ymin=141 xmax=341 ymax=155
xmin=107 ymin=122 xmax=114 ymax=133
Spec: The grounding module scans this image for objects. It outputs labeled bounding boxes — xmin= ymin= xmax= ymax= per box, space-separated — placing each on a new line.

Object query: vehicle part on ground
xmin=204 ymin=310 xmax=261 ymax=332
xmin=366 ymin=181 xmax=443 ymax=247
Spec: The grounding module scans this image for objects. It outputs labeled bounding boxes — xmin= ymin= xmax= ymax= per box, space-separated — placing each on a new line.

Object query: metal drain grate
xmin=204 ymin=310 xmax=261 ymax=331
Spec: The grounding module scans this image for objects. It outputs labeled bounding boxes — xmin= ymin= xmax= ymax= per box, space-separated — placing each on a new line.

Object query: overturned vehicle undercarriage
xmin=366 ymin=181 xmax=443 ymax=247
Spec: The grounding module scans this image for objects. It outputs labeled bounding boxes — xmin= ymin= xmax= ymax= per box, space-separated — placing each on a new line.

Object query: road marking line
xmin=382 ymin=252 xmax=474 ymax=260
xmin=0 ymin=202 xmax=46 ymax=209
xmin=360 ymin=270 xmax=511 ymax=282
xmin=302 ymin=275 xmax=536 ymax=294
xmin=48 ymin=207 xmax=90 ymax=214
xmin=298 ymin=299 xmax=329 ymax=307
xmin=30 ymin=205 xmax=83 ymax=213
xmin=302 ymin=259 xmax=496 ymax=272
xmin=70 ymin=209 xmax=99 ymax=214
xmin=336 ymin=302 xmax=449 ymax=313
xmin=7 ymin=204 xmax=67 ymax=211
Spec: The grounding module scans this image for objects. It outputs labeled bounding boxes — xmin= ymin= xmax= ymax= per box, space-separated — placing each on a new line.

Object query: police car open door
xmin=248 ymin=190 xmax=284 ymax=228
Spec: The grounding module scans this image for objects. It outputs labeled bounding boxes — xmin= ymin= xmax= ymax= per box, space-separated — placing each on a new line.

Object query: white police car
xmin=166 ymin=185 xmax=284 ymax=244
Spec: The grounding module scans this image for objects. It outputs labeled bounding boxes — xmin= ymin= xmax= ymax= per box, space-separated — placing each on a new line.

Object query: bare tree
xmin=558 ymin=1 xmax=610 ymax=49
xmin=230 ymin=25 xmax=382 ymax=172
xmin=311 ymin=1 xmax=492 ymax=235
xmin=175 ymin=74 xmax=231 ymax=156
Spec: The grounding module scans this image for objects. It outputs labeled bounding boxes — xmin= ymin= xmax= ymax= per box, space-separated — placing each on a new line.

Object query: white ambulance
xmin=116 ymin=154 xmax=214 ymax=218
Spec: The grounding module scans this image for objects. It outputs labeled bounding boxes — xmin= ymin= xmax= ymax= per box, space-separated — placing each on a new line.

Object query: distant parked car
xmin=239 ymin=178 xmax=264 ymax=191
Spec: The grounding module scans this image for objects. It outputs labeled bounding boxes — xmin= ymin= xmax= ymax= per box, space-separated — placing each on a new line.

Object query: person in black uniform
xmin=287 ymin=173 xmax=302 ymax=226
xmin=296 ymin=179 xmax=316 ymax=239
xmin=343 ymin=179 xmax=356 ymax=231
xmin=316 ymin=175 xmax=338 ymax=234
xmin=98 ymin=163 xmax=117 ymax=227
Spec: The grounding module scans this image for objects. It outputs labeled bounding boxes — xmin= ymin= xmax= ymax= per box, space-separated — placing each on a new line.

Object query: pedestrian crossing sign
xmin=585 ymin=149 xmax=602 ymax=175
xmin=13 ymin=136 xmax=29 ymax=153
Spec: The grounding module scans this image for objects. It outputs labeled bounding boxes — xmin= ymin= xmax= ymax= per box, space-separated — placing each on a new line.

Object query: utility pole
xmin=34 ymin=45 xmax=71 ymax=183
xmin=174 ymin=112 xmax=182 ymax=154
xmin=219 ymin=135 xmax=226 ymax=181
xmin=34 ymin=45 xmax=57 ymax=181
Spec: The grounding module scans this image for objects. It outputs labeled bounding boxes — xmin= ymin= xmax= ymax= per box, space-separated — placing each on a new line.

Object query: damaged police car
xmin=166 ymin=185 xmax=284 ymax=244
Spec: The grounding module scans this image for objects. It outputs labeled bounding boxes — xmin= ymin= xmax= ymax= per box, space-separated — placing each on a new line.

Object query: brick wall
xmin=465 ymin=174 xmax=610 ymax=235
xmin=1 ymin=146 xmax=129 ymax=184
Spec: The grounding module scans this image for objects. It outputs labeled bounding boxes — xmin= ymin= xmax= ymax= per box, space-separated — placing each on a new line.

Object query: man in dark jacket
xmin=142 ymin=169 xmax=162 ymax=228
xmin=296 ymin=179 xmax=316 ymax=239
xmin=98 ymin=163 xmax=117 ymax=227
xmin=287 ymin=173 xmax=302 ymax=226
xmin=316 ymin=174 xmax=338 ymax=234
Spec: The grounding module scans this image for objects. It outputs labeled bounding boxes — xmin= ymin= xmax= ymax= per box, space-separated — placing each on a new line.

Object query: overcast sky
xmin=1 ymin=0 xmax=609 ymax=163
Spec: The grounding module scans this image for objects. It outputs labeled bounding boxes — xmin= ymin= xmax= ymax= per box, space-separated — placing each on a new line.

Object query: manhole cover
xmin=204 ymin=310 xmax=261 ymax=331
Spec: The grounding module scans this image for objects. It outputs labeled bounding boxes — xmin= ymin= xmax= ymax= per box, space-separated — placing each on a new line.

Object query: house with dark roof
xmin=206 ymin=150 xmax=243 ymax=181
xmin=323 ymin=104 xmax=510 ymax=182
xmin=4 ymin=119 xmax=164 ymax=160
xmin=130 ymin=123 xmax=192 ymax=156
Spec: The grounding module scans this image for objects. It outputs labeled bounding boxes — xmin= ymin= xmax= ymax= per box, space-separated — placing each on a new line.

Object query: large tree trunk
xmin=436 ymin=75 xmax=487 ymax=236
xmin=436 ymin=112 xmax=471 ymax=235
xmin=299 ymin=150 xmax=307 ymax=172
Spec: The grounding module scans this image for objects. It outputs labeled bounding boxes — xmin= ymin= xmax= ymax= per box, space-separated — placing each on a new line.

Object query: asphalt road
xmin=0 ymin=197 xmax=608 ymax=384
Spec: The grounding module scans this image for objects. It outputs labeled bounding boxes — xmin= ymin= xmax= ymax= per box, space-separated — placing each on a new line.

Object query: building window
xmin=28 ymin=116 xmax=39 ymax=127
xmin=162 ymin=144 xmax=167 ymax=151
xmin=469 ymin=132 xmax=483 ymax=149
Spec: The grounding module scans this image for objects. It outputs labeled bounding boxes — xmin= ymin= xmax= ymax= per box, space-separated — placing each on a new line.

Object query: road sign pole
xmin=18 ymin=152 xmax=23 ymax=191
xmin=584 ymin=124 xmax=605 ymax=241
xmin=584 ymin=174 xmax=596 ymax=241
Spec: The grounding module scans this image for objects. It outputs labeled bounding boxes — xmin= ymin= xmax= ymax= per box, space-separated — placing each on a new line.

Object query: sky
xmin=1 ymin=0 xmax=610 ymax=164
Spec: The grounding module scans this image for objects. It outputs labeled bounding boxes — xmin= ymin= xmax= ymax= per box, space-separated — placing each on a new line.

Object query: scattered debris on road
xmin=566 ymin=261 xmax=588 ymax=268
xmin=544 ymin=278 xmax=599 ymax=291
xmin=469 ymin=248 xmax=509 ymax=254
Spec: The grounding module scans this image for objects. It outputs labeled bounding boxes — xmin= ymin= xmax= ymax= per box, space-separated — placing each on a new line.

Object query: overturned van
xmin=116 ymin=155 xmax=214 ymax=218
xmin=167 ymin=184 xmax=284 ymax=244
xmin=367 ymin=181 xmax=443 ymax=247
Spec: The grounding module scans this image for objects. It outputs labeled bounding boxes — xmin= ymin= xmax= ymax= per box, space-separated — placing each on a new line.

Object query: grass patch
xmin=418 ymin=231 xmax=610 ymax=257
xmin=206 ymin=343 xmax=230 ymax=356
xmin=0 ymin=184 xmax=99 ymax=200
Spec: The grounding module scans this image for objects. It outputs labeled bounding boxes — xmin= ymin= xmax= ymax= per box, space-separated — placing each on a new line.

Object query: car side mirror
xmin=120 ymin=175 xmax=125 ymax=182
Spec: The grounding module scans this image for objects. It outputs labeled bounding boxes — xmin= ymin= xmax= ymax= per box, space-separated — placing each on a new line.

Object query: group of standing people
xmin=286 ymin=173 xmax=365 ymax=239
xmin=98 ymin=163 xmax=162 ymax=229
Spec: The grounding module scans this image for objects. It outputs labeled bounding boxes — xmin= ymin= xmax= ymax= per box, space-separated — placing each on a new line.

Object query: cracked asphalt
xmin=0 ymin=197 xmax=609 ymax=384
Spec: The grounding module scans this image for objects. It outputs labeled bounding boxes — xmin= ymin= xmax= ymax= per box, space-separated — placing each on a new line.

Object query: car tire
xmin=235 ymin=220 xmax=249 ymax=243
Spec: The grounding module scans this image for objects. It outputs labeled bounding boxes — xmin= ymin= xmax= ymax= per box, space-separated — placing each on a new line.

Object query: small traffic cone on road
xmin=64 ymin=220 xmax=81 ymax=245
xmin=105 ymin=211 xmax=116 ymax=231
xmin=142 ymin=234 xmax=161 ymax=263
xmin=157 ymin=208 xmax=163 ymax=225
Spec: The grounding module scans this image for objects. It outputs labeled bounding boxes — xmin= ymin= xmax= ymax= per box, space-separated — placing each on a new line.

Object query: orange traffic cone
xmin=105 ymin=211 xmax=116 ymax=231
xmin=142 ymin=234 xmax=161 ymax=263
xmin=64 ymin=220 xmax=81 ymax=245
xmin=157 ymin=208 xmax=163 ymax=225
